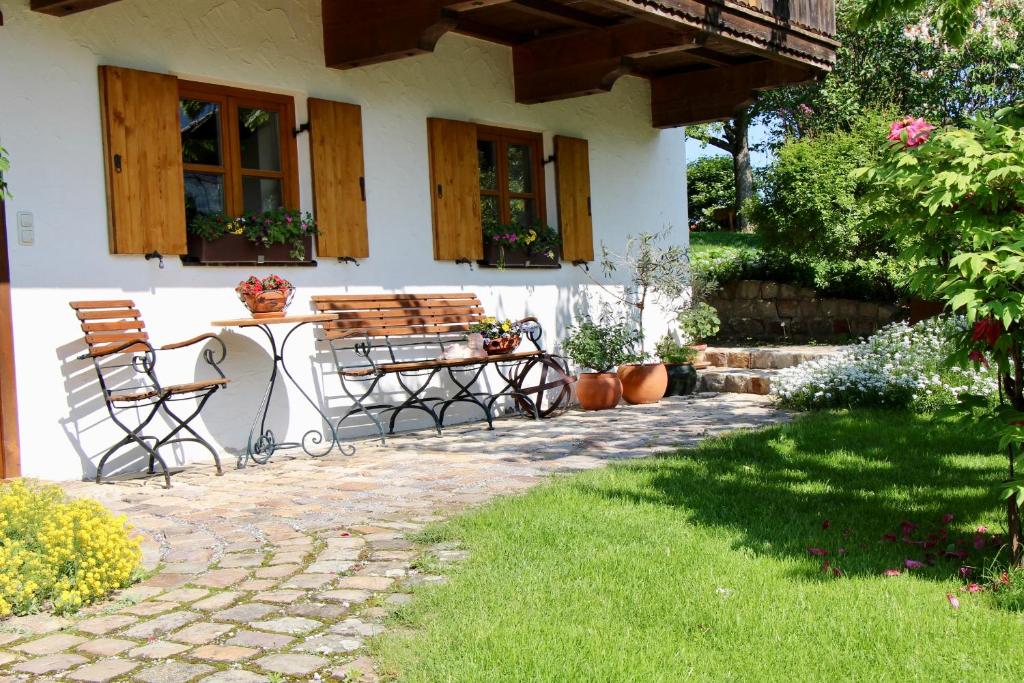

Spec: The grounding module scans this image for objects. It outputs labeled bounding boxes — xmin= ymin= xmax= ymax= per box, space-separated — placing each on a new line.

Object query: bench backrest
xmin=312 ymin=293 xmax=485 ymax=341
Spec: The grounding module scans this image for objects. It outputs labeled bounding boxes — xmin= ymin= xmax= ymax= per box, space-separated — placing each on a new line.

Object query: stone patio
xmin=0 ymin=393 xmax=785 ymax=682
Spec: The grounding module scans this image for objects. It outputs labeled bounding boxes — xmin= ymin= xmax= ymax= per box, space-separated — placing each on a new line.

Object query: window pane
xmin=180 ymin=100 xmax=222 ymax=166
xmin=238 ymin=108 xmax=282 ymax=171
xmin=184 ymin=172 xmax=225 ymax=222
xmin=481 ymin=195 xmax=500 ymax=229
xmin=509 ymin=198 xmax=536 ymax=227
xmin=242 ymin=176 xmax=283 ymax=214
xmin=507 ymin=143 xmax=534 ymax=194
xmin=478 ymin=140 xmax=498 ymax=191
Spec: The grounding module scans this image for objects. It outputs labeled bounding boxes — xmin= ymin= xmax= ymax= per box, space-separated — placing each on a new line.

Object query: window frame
xmin=475 ymin=124 xmax=547 ymax=229
xmin=178 ymin=80 xmax=302 ymax=264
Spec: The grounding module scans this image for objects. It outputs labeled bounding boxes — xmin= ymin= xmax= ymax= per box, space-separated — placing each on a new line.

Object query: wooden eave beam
xmin=651 ymin=59 xmax=814 ymax=127
xmin=509 ymin=0 xmax=618 ymax=28
xmin=31 ymin=0 xmax=124 ymax=16
xmin=513 ymin=22 xmax=702 ymax=103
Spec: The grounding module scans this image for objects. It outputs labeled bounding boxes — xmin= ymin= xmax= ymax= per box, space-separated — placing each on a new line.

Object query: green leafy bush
xmin=686 ymin=155 xmax=735 ymax=230
xmin=677 ymin=303 xmax=720 ymax=344
xmin=562 ymin=319 xmax=641 ymax=373
xmin=654 ymin=335 xmax=698 ymax=364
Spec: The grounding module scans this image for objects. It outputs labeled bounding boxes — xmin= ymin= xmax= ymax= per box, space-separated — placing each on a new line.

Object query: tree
xmin=760 ymin=0 xmax=1024 ymax=143
xmin=858 ymin=0 xmax=982 ymax=46
xmin=686 ymin=156 xmax=735 ymax=230
xmin=687 ymin=106 xmax=755 ymax=231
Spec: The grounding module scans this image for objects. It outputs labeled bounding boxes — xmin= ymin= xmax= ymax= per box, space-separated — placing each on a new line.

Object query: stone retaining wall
xmin=709 ymin=280 xmax=901 ymax=341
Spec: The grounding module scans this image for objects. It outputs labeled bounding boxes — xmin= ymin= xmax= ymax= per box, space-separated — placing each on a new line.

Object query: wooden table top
xmin=211 ymin=314 xmax=335 ymax=328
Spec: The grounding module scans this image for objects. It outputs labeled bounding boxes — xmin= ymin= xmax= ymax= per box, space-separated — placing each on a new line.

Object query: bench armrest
xmin=160 ymin=333 xmax=219 ymax=351
xmin=160 ymin=334 xmax=228 ymax=381
xmin=79 ymin=338 xmax=154 ymax=360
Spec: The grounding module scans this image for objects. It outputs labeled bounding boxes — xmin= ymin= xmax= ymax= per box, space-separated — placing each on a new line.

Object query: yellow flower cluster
xmin=0 ymin=481 xmax=141 ymax=616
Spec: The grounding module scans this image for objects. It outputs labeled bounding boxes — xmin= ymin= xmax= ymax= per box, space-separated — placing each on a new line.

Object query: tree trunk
xmin=1010 ymin=497 xmax=1022 ymax=566
xmin=731 ymin=107 xmax=755 ymax=233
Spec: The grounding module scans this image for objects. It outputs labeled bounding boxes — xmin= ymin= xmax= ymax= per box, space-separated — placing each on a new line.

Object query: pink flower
xmin=976 ymin=526 xmax=988 ymax=534
xmin=883 ymin=569 xmax=901 ymax=577
xmin=959 ymin=566 xmax=974 ymax=578
xmin=822 ymin=519 xmax=831 ymax=530
xmin=900 ymin=521 xmax=917 ymax=535
xmin=832 ymin=567 xmax=843 ymax=577
xmin=947 ymin=593 xmax=960 ymax=609
xmin=941 ymin=513 xmax=955 ymax=525
xmin=965 ymin=583 xmax=984 ymax=593
xmin=837 ymin=547 xmax=847 ymax=556
xmin=798 ymin=103 xmax=815 ymax=116
xmin=888 ymin=116 xmax=935 ymax=147
xmin=973 ymin=536 xmax=986 ymax=550
xmin=808 ymin=547 xmax=829 ymax=556
xmin=967 ymin=350 xmax=989 ymax=367
xmin=904 ymin=559 xmax=925 ymax=569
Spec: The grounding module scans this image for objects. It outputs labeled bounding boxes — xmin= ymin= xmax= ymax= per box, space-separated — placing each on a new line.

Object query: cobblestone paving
xmin=0 ymin=394 xmax=785 ymax=682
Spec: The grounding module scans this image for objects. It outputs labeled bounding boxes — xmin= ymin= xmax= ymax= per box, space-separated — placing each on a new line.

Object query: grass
xmin=375 ymin=411 xmax=1024 ymax=681
xmin=689 ymin=230 xmax=762 ymax=254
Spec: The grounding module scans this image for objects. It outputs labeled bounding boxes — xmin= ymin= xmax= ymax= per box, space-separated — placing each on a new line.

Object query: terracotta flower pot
xmin=691 ymin=343 xmax=708 ymax=365
xmin=575 ymin=372 xmax=622 ymax=411
xmin=242 ymin=288 xmax=294 ymax=319
xmin=617 ymin=363 xmax=669 ymax=405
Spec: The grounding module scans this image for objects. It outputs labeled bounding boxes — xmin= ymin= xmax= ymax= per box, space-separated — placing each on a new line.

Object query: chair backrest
xmin=69 ymin=300 xmax=150 ymax=357
xmin=311 ymin=293 xmax=485 ymax=341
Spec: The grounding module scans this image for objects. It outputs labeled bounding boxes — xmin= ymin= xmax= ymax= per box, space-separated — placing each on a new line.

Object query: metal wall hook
xmin=543 ymin=153 xmax=557 ymax=165
xmin=145 ymin=252 xmax=165 ymax=269
xmin=338 ymin=256 xmax=360 ymax=266
xmin=573 ymin=260 xmax=589 ymax=272
xmin=294 ymin=122 xmax=311 ymax=137
xmin=455 ymin=258 xmax=474 ymax=270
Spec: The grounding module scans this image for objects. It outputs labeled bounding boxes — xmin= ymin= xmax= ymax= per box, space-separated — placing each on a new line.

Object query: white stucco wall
xmin=0 ymin=0 xmax=688 ymax=481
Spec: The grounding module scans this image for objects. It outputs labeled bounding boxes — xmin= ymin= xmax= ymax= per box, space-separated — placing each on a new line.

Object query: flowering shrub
xmin=773 ymin=316 xmax=996 ymax=411
xmin=0 ymin=481 xmax=141 ymax=616
xmin=189 ymin=208 xmax=317 ymax=260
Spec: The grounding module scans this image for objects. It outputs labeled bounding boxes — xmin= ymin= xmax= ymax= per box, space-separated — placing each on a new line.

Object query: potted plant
xmin=236 ymin=274 xmax=295 ymax=318
xmin=482 ymin=223 xmax=561 ymax=269
xmin=677 ymin=302 xmax=720 ymax=364
xmin=562 ymin=319 xmax=641 ymax=411
xmin=188 ymin=208 xmax=317 ymax=264
xmin=599 ymin=230 xmax=689 ymax=404
xmin=654 ymin=334 xmax=699 ymax=397
xmin=469 ymin=316 xmax=523 ymax=355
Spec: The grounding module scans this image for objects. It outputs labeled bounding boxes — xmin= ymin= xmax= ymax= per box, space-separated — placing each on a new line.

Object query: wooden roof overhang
xmin=31 ymin=0 xmax=838 ymax=127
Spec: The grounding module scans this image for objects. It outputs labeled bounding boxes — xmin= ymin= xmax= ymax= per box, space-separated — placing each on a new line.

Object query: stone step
xmin=703 ymin=345 xmax=842 ymax=370
xmin=700 ymin=367 xmax=778 ymax=395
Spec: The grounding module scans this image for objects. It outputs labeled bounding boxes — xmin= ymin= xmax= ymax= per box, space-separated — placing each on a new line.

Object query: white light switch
xmin=16 ymin=212 xmax=34 ymax=246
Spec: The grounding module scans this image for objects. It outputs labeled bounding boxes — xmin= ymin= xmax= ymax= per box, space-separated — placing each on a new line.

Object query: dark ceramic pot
xmin=664 ymin=363 xmax=698 ymax=397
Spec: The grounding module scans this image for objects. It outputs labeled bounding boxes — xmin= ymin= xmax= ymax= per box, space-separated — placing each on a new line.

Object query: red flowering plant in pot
xmin=858 ymin=104 xmax=1024 ymax=564
xmin=236 ymin=274 xmax=294 ymax=318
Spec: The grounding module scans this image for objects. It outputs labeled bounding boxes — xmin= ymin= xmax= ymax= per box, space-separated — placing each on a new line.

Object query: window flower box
xmin=184 ymin=233 xmax=314 ymax=265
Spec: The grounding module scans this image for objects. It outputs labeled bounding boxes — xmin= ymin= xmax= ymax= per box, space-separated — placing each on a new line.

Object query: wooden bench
xmin=312 ymin=292 xmax=572 ymax=442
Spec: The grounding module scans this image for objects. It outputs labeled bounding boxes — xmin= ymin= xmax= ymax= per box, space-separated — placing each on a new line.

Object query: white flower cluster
xmin=773 ymin=316 xmax=997 ymax=410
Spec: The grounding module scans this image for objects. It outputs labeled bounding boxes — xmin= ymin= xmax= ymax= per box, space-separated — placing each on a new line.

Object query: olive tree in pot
xmin=677 ymin=302 xmax=720 ymax=365
xmin=562 ymin=319 xmax=641 ymax=411
xmin=655 ymin=334 xmax=699 ymax=397
xmin=598 ymin=231 xmax=689 ymax=404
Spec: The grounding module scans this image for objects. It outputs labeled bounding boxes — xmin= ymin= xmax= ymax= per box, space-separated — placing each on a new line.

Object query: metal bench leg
xmin=388 ymin=369 xmax=443 ymax=436
xmin=338 ymin=375 xmax=389 ymax=445
xmin=439 ymin=364 xmax=494 ymax=429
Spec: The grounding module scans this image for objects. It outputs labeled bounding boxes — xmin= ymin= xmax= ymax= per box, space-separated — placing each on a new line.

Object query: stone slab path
xmin=0 ymin=393 xmax=785 ymax=682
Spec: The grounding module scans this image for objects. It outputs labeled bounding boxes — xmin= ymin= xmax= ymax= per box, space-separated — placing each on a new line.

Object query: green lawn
xmin=689 ymin=230 xmax=761 ymax=255
xmin=375 ymin=411 xmax=1024 ymax=681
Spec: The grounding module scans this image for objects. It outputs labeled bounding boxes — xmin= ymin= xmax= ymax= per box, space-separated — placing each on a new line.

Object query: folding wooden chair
xmin=70 ymin=300 xmax=229 ymax=488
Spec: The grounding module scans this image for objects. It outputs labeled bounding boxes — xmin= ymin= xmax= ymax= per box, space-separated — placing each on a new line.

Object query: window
xmin=476 ymin=126 xmax=546 ymax=230
xmin=178 ymin=81 xmax=300 ymax=263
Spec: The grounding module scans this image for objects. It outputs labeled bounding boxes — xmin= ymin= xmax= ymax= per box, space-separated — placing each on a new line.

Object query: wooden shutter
xmin=555 ymin=135 xmax=594 ymax=263
xmin=309 ymin=98 xmax=369 ymax=259
xmin=427 ymin=118 xmax=483 ymax=261
xmin=99 ymin=65 xmax=186 ymax=255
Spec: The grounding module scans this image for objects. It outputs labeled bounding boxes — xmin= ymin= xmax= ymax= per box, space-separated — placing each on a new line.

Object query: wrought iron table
xmin=212 ymin=314 xmax=341 ymax=468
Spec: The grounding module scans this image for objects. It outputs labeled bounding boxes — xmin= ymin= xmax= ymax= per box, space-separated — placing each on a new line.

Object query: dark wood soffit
xmin=31 ymin=0 xmax=124 ymax=16
xmin=651 ymin=59 xmax=814 ymax=127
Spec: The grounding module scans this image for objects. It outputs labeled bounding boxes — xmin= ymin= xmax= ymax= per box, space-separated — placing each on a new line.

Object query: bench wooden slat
xmin=330 ymin=306 xmax=484 ymax=321
xmin=341 ymin=350 xmax=543 ymax=376
xmin=326 ymin=314 xmax=484 ymax=330
xmin=324 ymin=323 xmax=475 ymax=340
xmin=311 ymin=292 xmax=478 ymax=303
xmin=314 ymin=298 xmax=482 ymax=312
